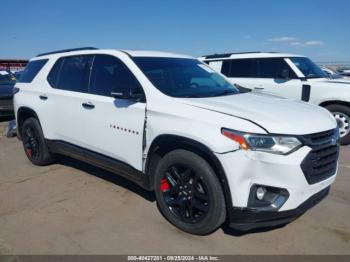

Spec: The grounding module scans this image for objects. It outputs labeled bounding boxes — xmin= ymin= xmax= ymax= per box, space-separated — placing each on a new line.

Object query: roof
xmin=123 ymin=50 xmax=192 ymax=58
xmin=34 ymin=47 xmax=193 ymax=60
xmin=201 ymin=52 xmax=304 ymax=60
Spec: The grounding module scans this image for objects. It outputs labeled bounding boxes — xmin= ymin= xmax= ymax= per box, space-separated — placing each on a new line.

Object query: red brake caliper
xmin=26 ymin=149 xmax=33 ymax=157
xmin=160 ymin=178 xmax=170 ymax=192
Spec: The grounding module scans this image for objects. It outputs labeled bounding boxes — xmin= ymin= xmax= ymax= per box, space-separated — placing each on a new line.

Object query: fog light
xmin=256 ymin=187 xmax=266 ymax=200
xmin=248 ymin=185 xmax=289 ymax=211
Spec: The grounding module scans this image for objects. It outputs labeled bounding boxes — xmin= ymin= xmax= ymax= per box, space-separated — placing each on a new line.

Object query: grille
xmin=300 ymin=129 xmax=339 ymax=185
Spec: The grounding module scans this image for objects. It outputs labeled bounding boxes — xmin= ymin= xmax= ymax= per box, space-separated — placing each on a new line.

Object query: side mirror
xmin=277 ymin=69 xmax=290 ymax=80
xmin=111 ymin=87 xmax=145 ymax=102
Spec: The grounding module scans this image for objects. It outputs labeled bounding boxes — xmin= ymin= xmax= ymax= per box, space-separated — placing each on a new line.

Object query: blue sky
xmin=1 ymin=0 xmax=349 ymax=61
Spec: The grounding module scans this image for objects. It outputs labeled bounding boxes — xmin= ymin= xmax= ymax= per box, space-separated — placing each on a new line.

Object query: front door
xmin=81 ymin=54 xmax=146 ymax=171
xmin=254 ymin=58 xmax=303 ymax=100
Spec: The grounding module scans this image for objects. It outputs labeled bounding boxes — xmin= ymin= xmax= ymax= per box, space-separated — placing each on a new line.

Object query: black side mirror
xmin=277 ymin=69 xmax=290 ymax=80
xmin=301 ymin=84 xmax=311 ymax=102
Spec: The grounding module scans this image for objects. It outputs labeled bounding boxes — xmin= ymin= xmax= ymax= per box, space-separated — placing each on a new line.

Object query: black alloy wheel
xmin=23 ymin=125 xmax=40 ymax=160
xmin=160 ymin=164 xmax=210 ymax=224
xmin=21 ymin=117 xmax=55 ymax=166
xmin=154 ymin=149 xmax=226 ymax=235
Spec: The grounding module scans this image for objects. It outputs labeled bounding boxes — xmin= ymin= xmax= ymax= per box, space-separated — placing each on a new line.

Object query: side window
xmin=47 ymin=59 xmax=63 ymax=88
xmin=258 ymin=58 xmax=297 ymax=79
xmin=18 ymin=59 xmax=48 ymax=83
xmin=221 ymin=60 xmax=231 ymax=76
xmin=228 ymin=59 xmax=258 ymax=78
xmin=89 ymin=55 xmax=143 ymax=97
xmin=48 ymin=55 xmax=92 ymax=93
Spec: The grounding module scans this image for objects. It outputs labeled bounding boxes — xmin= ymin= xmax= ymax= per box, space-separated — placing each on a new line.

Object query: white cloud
xmin=290 ymin=42 xmax=303 ymax=46
xmin=268 ymin=36 xmax=296 ymax=42
xmin=290 ymin=40 xmax=325 ymax=47
xmin=305 ymin=41 xmax=324 ymax=46
xmin=268 ymin=37 xmax=325 ymax=47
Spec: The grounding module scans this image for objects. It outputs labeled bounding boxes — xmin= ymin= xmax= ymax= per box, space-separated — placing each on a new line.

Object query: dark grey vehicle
xmin=0 ymin=72 xmax=16 ymax=118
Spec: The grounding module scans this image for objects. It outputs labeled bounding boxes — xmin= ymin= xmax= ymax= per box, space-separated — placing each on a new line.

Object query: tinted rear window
xmin=48 ymin=55 xmax=92 ymax=93
xmin=18 ymin=59 xmax=48 ymax=83
xmin=227 ymin=59 xmax=258 ymax=77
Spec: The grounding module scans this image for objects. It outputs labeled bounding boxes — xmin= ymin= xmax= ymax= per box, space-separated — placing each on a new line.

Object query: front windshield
xmin=290 ymin=57 xmax=326 ymax=79
xmin=133 ymin=57 xmax=239 ymax=98
xmin=0 ymin=71 xmax=16 ymax=85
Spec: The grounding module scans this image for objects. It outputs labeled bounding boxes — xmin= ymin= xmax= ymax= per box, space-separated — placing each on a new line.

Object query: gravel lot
xmin=0 ymin=120 xmax=349 ymax=255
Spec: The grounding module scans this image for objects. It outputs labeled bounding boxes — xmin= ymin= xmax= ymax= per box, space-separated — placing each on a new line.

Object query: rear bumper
xmin=228 ymin=186 xmax=330 ymax=231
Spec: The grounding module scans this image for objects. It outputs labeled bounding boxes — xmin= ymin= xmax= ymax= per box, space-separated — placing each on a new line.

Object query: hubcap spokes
xmin=333 ymin=112 xmax=350 ymax=137
xmin=24 ymin=127 xmax=40 ymax=159
xmin=162 ymin=165 xmax=209 ymax=224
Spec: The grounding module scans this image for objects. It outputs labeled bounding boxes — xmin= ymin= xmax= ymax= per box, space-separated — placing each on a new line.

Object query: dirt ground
xmin=0 ymin=120 xmax=349 ymax=255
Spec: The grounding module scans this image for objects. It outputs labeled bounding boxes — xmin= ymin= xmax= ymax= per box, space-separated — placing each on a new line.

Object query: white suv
xmin=14 ymin=48 xmax=339 ymax=235
xmin=200 ymin=52 xmax=350 ymax=145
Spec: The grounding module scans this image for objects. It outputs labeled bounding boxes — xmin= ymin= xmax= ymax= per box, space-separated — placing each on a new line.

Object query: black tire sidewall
xmin=154 ymin=149 xmax=226 ymax=235
xmin=326 ymin=104 xmax=350 ymax=145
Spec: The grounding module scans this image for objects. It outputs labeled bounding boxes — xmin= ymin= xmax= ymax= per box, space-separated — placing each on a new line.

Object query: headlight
xmin=222 ymin=129 xmax=302 ymax=155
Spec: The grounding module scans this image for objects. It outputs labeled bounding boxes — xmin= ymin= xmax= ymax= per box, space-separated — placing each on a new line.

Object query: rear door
xmin=45 ymin=55 xmax=94 ymax=146
xmin=220 ymin=58 xmax=260 ymax=90
xmin=81 ymin=54 xmax=146 ymax=170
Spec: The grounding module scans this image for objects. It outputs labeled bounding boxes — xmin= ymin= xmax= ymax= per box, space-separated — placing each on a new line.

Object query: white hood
xmin=177 ymin=92 xmax=336 ymax=135
xmin=308 ymin=77 xmax=350 ymax=85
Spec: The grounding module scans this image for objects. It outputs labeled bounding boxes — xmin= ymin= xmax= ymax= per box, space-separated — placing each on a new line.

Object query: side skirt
xmin=46 ymin=140 xmax=152 ymax=191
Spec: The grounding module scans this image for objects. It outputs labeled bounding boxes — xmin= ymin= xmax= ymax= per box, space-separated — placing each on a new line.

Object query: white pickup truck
xmin=200 ymin=52 xmax=350 ymax=145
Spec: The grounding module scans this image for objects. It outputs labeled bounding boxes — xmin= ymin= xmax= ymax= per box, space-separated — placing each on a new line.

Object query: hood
xmin=176 ymin=92 xmax=336 ymax=135
xmin=0 ymin=84 xmax=14 ymax=97
xmin=308 ymin=77 xmax=350 ymax=85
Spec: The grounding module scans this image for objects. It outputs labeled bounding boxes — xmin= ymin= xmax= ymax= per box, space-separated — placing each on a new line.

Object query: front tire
xmin=154 ymin=149 xmax=226 ymax=235
xmin=326 ymin=104 xmax=350 ymax=145
xmin=21 ymin=117 xmax=55 ymax=166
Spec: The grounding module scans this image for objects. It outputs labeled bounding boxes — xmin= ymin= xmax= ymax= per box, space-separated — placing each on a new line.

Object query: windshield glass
xmin=0 ymin=71 xmax=16 ymax=85
xmin=133 ymin=57 xmax=239 ymax=98
xmin=290 ymin=57 xmax=326 ymax=79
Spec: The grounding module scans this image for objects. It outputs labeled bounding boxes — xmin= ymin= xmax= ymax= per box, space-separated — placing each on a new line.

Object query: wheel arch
xmin=16 ymin=107 xmax=41 ymax=140
xmin=145 ymin=134 xmax=233 ymax=210
xmin=319 ymin=100 xmax=350 ymax=108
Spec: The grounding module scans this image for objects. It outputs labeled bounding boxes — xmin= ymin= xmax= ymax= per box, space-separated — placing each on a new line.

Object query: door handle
xmin=39 ymin=95 xmax=48 ymax=100
xmin=82 ymin=102 xmax=95 ymax=109
xmin=254 ymin=87 xmax=264 ymax=90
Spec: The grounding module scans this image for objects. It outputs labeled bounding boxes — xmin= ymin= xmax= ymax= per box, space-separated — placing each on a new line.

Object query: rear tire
xmin=21 ymin=117 xmax=55 ymax=166
xmin=326 ymin=104 xmax=350 ymax=145
xmin=154 ymin=149 xmax=226 ymax=235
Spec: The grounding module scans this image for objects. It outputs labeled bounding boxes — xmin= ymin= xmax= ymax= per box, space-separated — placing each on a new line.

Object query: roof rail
xmin=203 ymin=51 xmax=263 ymax=59
xmin=203 ymin=51 xmax=283 ymax=60
xmin=36 ymin=47 xmax=98 ymax=57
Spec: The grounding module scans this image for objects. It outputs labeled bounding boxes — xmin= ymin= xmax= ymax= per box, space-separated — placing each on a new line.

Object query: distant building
xmin=0 ymin=59 xmax=28 ymax=72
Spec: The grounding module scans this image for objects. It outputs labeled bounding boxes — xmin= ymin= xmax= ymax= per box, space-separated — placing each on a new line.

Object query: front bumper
xmin=229 ymin=186 xmax=330 ymax=231
xmin=216 ymin=134 xmax=338 ymax=231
